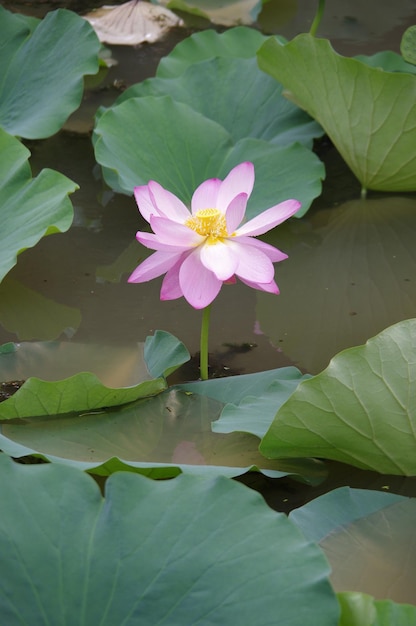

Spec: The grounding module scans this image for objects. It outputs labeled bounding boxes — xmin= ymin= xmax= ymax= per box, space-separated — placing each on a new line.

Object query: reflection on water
xmin=2 ymin=2 xmax=416 ymax=378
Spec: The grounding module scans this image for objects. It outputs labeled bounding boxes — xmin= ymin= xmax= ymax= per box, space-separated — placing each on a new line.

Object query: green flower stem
xmin=309 ymin=0 xmax=326 ymax=36
xmin=200 ymin=305 xmax=211 ymax=380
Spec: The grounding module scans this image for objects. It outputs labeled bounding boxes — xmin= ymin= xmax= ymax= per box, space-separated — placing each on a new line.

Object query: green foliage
xmin=338 ymin=592 xmax=416 ymax=626
xmin=118 ymin=56 xmax=322 ymax=147
xmin=156 ymin=26 xmax=268 ymax=77
xmin=258 ymin=34 xmax=416 ymax=192
xmin=0 ymin=385 xmax=325 ymax=481
xmin=260 ymin=319 xmax=416 ymax=475
xmin=144 ymin=330 xmax=190 ymax=378
xmin=0 ymin=7 xmax=100 ymax=139
xmin=401 ymin=25 xmax=416 ymax=66
xmin=94 ymin=28 xmax=324 ymax=217
xmin=0 ymin=373 xmax=166 ymax=420
xmin=0 ymin=129 xmax=76 ymax=283
xmin=94 ymin=96 xmax=323 ymax=218
xmin=0 ymin=455 xmax=339 ymax=625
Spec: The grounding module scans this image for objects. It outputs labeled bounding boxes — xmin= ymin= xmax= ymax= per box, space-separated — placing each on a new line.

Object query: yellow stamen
xmin=185 ymin=208 xmax=228 ymax=243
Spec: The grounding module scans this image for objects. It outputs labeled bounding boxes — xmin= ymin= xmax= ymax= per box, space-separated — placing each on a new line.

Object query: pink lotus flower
xmin=128 ymin=162 xmax=300 ymax=309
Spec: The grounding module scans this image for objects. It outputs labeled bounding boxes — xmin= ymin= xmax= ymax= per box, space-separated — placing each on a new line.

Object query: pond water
xmin=2 ymin=0 xmax=416 ymax=380
xmin=2 ymin=0 xmax=416 ymax=508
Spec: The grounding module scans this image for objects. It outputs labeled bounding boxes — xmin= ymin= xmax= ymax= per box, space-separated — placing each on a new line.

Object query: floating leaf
xmin=84 ymin=0 xmax=183 ymax=46
xmin=0 ymin=336 xmax=188 ymax=418
xmin=258 ymin=34 xmax=416 ymax=192
xmin=0 ymin=129 xmax=76 ymax=283
xmin=156 ymin=26 xmax=267 ymax=78
xmin=356 ymin=50 xmax=416 ymax=74
xmin=94 ymin=96 xmax=323 ymax=217
xmin=338 ymin=592 xmax=416 ymax=626
xmin=0 ymin=383 xmax=326 ymax=482
xmin=0 ymin=7 xmax=100 ymax=139
xmin=0 ymin=455 xmax=339 ymax=625
xmin=260 ymin=319 xmax=416 ymax=475
xmin=118 ymin=57 xmax=323 ymax=147
xmin=0 ymin=373 xmax=165 ymax=420
xmin=144 ymin=329 xmax=190 ymax=378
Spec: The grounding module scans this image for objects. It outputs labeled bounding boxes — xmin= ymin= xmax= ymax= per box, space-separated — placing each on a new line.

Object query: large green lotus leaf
xmin=0 ymin=388 xmax=327 ymax=482
xmin=221 ymin=137 xmax=324 ymax=218
xmin=157 ymin=26 xmax=267 ymax=78
xmin=0 ymin=277 xmax=81 ymax=340
xmin=257 ymin=34 xmax=416 ymax=192
xmin=93 ymin=96 xmax=323 ymax=217
xmin=338 ymin=592 xmax=416 ymax=626
xmin=260 ymin=319 xmax=416 ymax=475
xmin=0 ymin=455 xmax=339 ymax=625
xmin=0 ymin=129 xmax=76 ymax=282
xmin=0 ymin=7 xmax=100 ymax=138
xmin=94 ymin=96 xmax=233 ymax=198
xmin=0 ymin=6 xmax=38 ymax=83
xmin=256 ymin=196 xmax=416 ymax=373
xmin=117 ymin=57 xmax=323 ymax=147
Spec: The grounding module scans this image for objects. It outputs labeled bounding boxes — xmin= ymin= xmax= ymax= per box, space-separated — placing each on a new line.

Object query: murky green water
xmin=2 ymin=0 xmax=416 ymax=378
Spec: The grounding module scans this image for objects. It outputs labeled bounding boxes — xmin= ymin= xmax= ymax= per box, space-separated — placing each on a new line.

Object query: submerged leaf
xmin=258 ymin=34 xmax=416 ymax=192
xmin=84 ymin=0 xmax=183 ymax=45
xmin=260 ymin=319 xmax=416 ymax=475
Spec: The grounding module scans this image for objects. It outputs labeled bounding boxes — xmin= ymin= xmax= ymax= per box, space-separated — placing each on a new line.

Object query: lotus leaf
xmin=0 ymin=455 xmax=339 ymax=625
xmin=0 ymin=7 xmax=100 ymax=138
xmin=0 ymin=129 xmax=76 ymax=283
xmin=260 ymin=319 xmax=416 ymax=475
xmin=258 ymin=34 xmax=416 ymax=192
xmin=94 ymin=96 xmax=324 ymax=217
